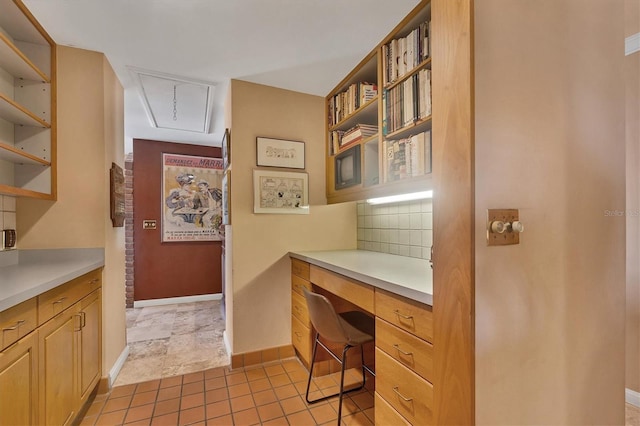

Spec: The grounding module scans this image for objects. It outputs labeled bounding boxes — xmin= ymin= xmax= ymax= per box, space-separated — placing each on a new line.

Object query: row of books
xmin=329 ymin=124 xmax=377 ymax=155
xmin=382 ymin=130 xmax=432 ymax=183
xmin=382 ymin=69 xmax=431 ymax=135
xmin=328 ymin=82 xmax=378 ymax=127
xmin=382 ymin=20 xmax=430 ymax=86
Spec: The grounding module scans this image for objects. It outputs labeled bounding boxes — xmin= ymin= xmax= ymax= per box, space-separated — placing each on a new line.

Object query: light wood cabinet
xmin=38 ymin=304 xmax=78 ymax=426
xmin=0 ymin=268 xmax=102 ymax=426
xmin=0 ymin=0 xmax=56 ymax=199
xmin=325 ymin=0 xmax=432 ymax=204
xmin=78 ymin=289 xmax=101 ymax=406
xmin=0 ymin=332 xmax=38 ymax=425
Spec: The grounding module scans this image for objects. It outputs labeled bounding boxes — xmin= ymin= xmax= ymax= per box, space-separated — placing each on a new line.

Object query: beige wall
xmin=228 ymin=79 xmax=356 ymax=354
xmin=17 ymin=46 xmax=126 ymax=378
xmin=626 ymin=0 xmax=640 ymax=395
xmin=475 ymin=1 xmax=626 ymax=424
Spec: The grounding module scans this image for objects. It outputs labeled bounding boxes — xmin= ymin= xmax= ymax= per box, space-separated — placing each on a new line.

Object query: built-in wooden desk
xmin=289 ymin=250 xmax=434 ymax=425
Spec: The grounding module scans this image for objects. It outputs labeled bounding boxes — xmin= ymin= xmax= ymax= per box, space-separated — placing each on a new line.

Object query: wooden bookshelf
xmin=0 ymin=0 xmax=56 ymax=199
xmin=326 ymin=0 xmax=433 ymax=204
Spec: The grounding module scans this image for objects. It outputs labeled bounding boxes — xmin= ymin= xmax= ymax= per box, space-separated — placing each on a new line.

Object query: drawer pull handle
xmin=294 ymin=305 xmax=301 ymax=312
xmin=53 ymin=297 xmax=67 ymax=305
xmin=394 ymin=310 xmax=413 ymax=320
xmin=294 ymin=332 xmax=302 ymax=338
xmin=392 ymin=386 xmax=413 ymax=402
xmin=80 ymin=311 xmax=87 ymax=328
xmin=393 ymin=344 xmax=413 ymax=356
xmin=2 ymin=319 xmax=25 ymax=332
xmin=89 ymin=278 xmax=100 ymax=284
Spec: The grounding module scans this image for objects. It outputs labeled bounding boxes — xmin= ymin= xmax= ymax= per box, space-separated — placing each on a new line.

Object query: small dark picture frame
xmin=222 ymin=128 xmax=231 ymax=170
xmin=334 ymin=145 xmax=361 ymax=190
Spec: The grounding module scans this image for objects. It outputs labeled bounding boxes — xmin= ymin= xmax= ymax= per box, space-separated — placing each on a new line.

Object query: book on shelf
xmin=383 ymin=20 xmax=431 ymax=86
xmin=382 ymin=69 xmax=431 ymax=135
xmin=330 ymin=130 xmax=345 ymax=155
xmin=328 ymin=82 xmax=378 ymax=126
xmin=382 ymin=129 xmax=432 ymax=183
xmin=341 ymin=124 xmax=377 ymax=146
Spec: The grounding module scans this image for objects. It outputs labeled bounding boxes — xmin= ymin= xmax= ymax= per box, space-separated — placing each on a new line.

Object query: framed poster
xmin=253 ymin=169 xmax=309 ymax=214
xmin=222 ymin=169 xmax=231 ymax=225
xmin=162 ymin=153 xmax=224 ymax=242
xmin=222 ymin=128 xmax=231 ymax=170
xmin=256 ymin=137 xmax=305 ymax=169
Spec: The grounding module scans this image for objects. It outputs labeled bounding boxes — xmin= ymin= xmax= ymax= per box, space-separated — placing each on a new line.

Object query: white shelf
xmin=0 ymin=33 xmax=49 ymax=82
xmin=0 ymin=93 xmax=50 ymax=127
xmin=0 ymin=0 xmax=49 ymax=45
xmin=0 ymin=140 xmax=49 ymax=166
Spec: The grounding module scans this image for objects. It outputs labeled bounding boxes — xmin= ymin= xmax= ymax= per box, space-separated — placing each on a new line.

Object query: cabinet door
xmin=39 ymin=308 xmax=79 ymax=426
xmin=78 ymin=290 xmax=101 ymax=405
xmin=0 ymin=332 xmax=38 ymax=426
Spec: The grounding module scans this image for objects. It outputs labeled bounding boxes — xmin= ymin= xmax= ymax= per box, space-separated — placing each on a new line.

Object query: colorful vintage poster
xmin=162 ymin=153 xmax=224 ymax=242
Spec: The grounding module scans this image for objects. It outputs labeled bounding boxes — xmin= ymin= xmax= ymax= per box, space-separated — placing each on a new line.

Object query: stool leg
xmin=360 ymin=345 xmax=367 ymax=390
xmin=337 ymin=344 xmax=351 ymax=426
xmin=305 ymin=332 xmax=320 ymax=404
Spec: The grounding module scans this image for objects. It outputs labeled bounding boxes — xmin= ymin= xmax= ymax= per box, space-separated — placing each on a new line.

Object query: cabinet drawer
xmin=310 ymin=266 xmax=374 ymax=313
xmin=291 ymin=291 xmax=310 ymax=327
xmin=375 ymin=289 xmax=433 ymax=343
xmin=374 ymin=392 xmax=411 ymax=426
xmin=38 ymin=269 xmax=102 ymax=325
xmin=0 ymin=298 xmax=37 ymax=351
xmin=376 ymin=317 xmax=433 ymax=382
xmin=291 ymin=275 xmax=312 ymax=296
xmin=376 ymin=348 xmax=433 ymax=425
xmin=291 ymin=259 xmax=310 ymax=280
xmin=291 ymin=315 xmax=312 ymax=366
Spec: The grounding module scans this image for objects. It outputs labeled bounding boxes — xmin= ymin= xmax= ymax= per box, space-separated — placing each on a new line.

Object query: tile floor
xmin=80 ymin=359 xmax=375 ymax=426
xmin=93 ymin=300 xmax=640 ymax=425
xmin=115 ymin=300 xmax=229 ymax=386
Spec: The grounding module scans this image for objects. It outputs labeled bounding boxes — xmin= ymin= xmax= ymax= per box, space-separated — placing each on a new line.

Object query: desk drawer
xmin=0 ymin=298 xmax=37 ymax=351
xmin=310 ymin=266 xmax=374 ymax=313
xmin=291 ymin=291 xmax=310 ymax=327
xmin=375 ymin=289 xmax=433 ymax=343
xmin=292 ymin=315 xmax=312 ymax=366
xmin=291 ymin=259 xmax=310 ymax=280
xmin=291 ymin=275 xmax=311 ymax=296
xmin=38 ymin=269 xmax=102 ymax=325
xmin=376 ymin=348 xmax=433 ymax=425
xmin=376 ymin=317 xmax=433 ymax=382
xmin=375 ymin=392 xmax=411 ymax=426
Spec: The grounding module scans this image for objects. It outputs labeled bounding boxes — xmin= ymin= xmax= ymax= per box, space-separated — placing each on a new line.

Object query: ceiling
xmin=23 ymin=0 xmax=420 ymax=152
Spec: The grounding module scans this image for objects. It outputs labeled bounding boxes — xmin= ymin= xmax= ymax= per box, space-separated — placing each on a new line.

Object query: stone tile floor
xmin=114 ymin=300 xmax=229 ymax=386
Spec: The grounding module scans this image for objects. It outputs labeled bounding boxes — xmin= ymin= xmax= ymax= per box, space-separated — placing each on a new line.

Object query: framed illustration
xmin=222 ymin=128 xmax=231 ymax=170
xmin=253 ymin=169 xmax=309 ymax=214
xmin=222 ymin=169 xmax=231 ymax=225
xmin=256 ymin=137 xmax=305 ymax=169
xmin=109 ymin=163 xmax=125 ymax=227
xmin=162 ymin=153 xmax=224 ymax=242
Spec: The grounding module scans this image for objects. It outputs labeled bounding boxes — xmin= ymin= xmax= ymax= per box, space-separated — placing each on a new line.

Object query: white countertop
xmin=0 ymin=248 xmax=105 ymax=311
xmin=289 ymin=249 xmax=433 ymax=306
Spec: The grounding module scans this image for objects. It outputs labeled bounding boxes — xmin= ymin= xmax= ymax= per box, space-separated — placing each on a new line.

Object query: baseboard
xmin=223 ymin=330 xmax=232 ymax=357
xmin=133 ymin=293 xmax=222 ymax=308
xmin=231 ymin=344 xmax=296 ymax=369
xmin=109 ymin=345 xmax=130 ymax=388
xmin=627 ymin=388 xmax=640 ymax=408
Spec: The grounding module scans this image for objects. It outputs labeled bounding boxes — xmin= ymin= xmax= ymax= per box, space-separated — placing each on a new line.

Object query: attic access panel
xmin=132 ymin=69 xmax=215 ymax=133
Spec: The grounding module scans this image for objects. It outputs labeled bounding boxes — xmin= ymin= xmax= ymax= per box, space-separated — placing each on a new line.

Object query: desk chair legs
xmin=305 ymin=332 xmax=371 ymax=424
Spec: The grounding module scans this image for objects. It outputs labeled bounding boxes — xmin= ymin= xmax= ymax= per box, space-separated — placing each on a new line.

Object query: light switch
xmin=487 ymin=209 xmax=522 ymax=246
xmin=142 ymin=220 xmax=157 ymax=230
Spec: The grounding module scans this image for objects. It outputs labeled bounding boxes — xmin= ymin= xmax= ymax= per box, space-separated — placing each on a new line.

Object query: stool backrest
xmin=302 ymin=288 xmax=348 ymax=344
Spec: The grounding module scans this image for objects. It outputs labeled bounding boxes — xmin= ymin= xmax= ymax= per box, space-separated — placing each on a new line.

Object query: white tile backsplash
xmin=3 ymin=212 xmax=16 ymax=229
xmin=357 ymin=199 xmax=433 ymax=259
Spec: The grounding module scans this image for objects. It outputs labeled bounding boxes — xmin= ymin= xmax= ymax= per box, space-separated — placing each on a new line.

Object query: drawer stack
xmin=374 ymin=289 xmax=434 ymax=425
xmin=290 ymin=259 xmax=312 ymax=367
